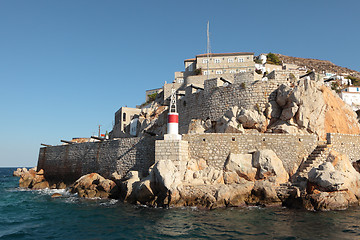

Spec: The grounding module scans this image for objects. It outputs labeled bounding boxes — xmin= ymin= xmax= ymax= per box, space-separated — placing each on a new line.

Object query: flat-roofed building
xmin=189 ymin=52 xmax=255 ymax=76
xmin=112 ymin=107 xmax=142 ymax=138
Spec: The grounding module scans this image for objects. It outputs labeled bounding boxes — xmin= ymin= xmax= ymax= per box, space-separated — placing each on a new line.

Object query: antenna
xmin=207 ymin=21 xmax=210 ymax=80
xmin=169 ymin=88 xmax=177 ymax=113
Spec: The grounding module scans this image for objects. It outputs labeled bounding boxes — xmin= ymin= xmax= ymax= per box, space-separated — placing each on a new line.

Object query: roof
xmin=184 ymin=58 xmax=196 ymax=62
xmin=196 ymin=52 xmax=254 ymax=58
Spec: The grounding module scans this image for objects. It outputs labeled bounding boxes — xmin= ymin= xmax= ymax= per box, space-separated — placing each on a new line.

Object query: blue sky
xmin=0 ymin=0 xmax=359 ymax=167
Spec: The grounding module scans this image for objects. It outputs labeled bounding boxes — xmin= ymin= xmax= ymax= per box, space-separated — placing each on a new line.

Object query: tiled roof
xmin=184 ymin=58 xmax=196 ymax=62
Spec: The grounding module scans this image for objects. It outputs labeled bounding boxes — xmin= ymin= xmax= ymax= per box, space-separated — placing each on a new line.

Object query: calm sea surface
xmin=1 ymin=167 xmax=360 ymax=240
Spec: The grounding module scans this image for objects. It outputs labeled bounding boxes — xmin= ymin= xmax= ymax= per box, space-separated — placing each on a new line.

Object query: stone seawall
xmin=37 ymin=137 xmax=156 ymax=183
xmin=182 ymin=133 xmax=318 ymax=174
xmin=327 ymin=133 xmax=360 ymax=162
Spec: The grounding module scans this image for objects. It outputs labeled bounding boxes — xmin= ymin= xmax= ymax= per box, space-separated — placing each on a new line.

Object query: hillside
xmin=275 ymin=53 xmax=360 ymax=78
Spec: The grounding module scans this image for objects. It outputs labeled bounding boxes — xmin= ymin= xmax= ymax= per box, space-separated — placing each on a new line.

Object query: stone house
xmin=112 ymin=107 xmax=141 ymax=138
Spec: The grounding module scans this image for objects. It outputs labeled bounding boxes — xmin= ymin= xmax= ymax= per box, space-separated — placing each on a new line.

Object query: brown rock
xmin=57 ymin=182 xmax=67 ymax=189
xmin=19 ymin=172 xmax=34 ymax=188
xmin=51 ymin=193 xmax=62 ymax=198
xmin=71 ymin=173 xmax=118 ymax=199
xmin=225 ymin=153 xmax=257 ymax=181
xmin=32 ymin=181 xmax=49 ymax=190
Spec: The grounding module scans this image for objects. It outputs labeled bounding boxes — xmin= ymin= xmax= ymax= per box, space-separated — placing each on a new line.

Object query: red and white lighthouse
xmin=167 ymin=112 xmax=179 ymax=135
xmin=165 ymin=88 xmax=181 ymax=140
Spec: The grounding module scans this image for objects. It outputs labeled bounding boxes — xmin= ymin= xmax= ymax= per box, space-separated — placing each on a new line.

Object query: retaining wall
xmin=182 ymin=133 xmax=318 ymax=173
xmin=327 ymin=133 xmax=360 ymax=162
xmin=178 ymin=72 xmax=289 ymax=134
xmin=37 ymin=137 xmax=156 ymax=183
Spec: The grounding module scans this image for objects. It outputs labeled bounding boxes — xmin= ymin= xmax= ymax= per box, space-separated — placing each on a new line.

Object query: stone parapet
xmin=37 ymin=137 xmax=156 ymax=183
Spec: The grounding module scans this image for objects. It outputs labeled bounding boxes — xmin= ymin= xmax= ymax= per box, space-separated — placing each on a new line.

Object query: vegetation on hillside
xmin=346 ymin=75 xmax=360 ymax=86
xmin=266 ymin=53 xmax=281 ymax=65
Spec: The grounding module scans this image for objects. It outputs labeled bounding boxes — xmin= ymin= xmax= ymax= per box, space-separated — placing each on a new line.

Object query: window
xmin=203 ymin=70 xmax=209 ymax=75
xmin=214 ymin=59 xmax=221 ymax=63
xmin=123 ymin=113 xmax=126 ymax=122
xmin=229 ymin=70 xmax=236 ymax=74
xmin=238 ymin=58 xmax=244 ymax=62
xmin=188 ymin=64 xmax=193 ymax=71
xmin=239 ymin=69 xmax=246 ymax=73
xmin=177 ymin=78 xmax=184 ymax=83
xmin=228 ymin=58 xmax=234 ymax=63
xmin=202 ymin=59 xmax=208 ymax=63
xmin=216 ymin=70 xmax=223 ymax=74
xmin=357 ymin=88 xmax=359 ymax=92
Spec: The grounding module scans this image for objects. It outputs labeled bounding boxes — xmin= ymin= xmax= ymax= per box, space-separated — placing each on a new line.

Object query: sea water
xmin=1 ymin=168 xmax=360 ymax=240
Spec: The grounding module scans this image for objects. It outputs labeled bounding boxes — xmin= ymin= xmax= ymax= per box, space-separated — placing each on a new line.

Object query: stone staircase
xmin=297 ymin=142 xmax=332 ymax=178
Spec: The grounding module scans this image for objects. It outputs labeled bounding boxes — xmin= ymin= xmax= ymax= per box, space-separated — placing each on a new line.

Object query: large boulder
xmin=152 ymin=160 xmax=183 ymax=192
xmin=119 ymin=171 xmax=141 ymax=201
xmin=224 ymin=153 xmax=257 ymax=181
xmin=71 ymin=173 xmax=119 ymax=199
xmin=237 ymin=109 xmax=267 ymax=132
xmin=18 ymin=168 xmax=49 ymax=189
xmin=188 ymin=119 xmax=207 ymax=133
xmin=276 ymin=84 xmax=293 ymax=107
xmin=216 ymin=116 xmax=244 ymax=133
xmin=252 ymin=149 xmax=289 ymax=184
xmin=308 ymin=162 xmax=346 ymax=191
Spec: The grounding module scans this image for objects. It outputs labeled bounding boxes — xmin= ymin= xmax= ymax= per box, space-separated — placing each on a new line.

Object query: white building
xmin=340 ymin=87 xmax=360 ymax=111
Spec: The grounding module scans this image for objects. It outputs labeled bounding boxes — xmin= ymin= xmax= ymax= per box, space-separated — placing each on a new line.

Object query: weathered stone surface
xmin=265 ymin=101 xmax=281 ymax=119
xmin=51 ymin=193 xmax=62 ymax=198
xmin=237 ymin=109 xmax=266 ymax=132
xmin=71 ymin=173 xmax=118 ymax=199
xmin=308 ymin=162 xmax=346 ymax=191
xmin=188 ymin=119 xmax=206 ymax=134
xmin=120 ymin=171 xmax=141 ymax=201
xmin=13 ymin=168 xmax=25 ymax=177
xmin=280 ymin=102 xmax=298 ymax=121
xmin=307 ymin=191 xmax=358 ymax=211
xmin=19 ymin=171 xmax=34 ymax=188
xmin=253 ymin=149 xmax=289 ymax=184
xmin=224 ymin=153 xmax=257 ymax=181
xmin=152 ymin=160 xmax=182 ymax=191
xmin=251 ymin=180 xmax=281 ymax=204
xmin=271 ymin=121 xmax=303 ymax=134
xmin=32 ymin=181 xmax=50 ymax=190
xmin=276 ymin=84 xmax=292 ymax=107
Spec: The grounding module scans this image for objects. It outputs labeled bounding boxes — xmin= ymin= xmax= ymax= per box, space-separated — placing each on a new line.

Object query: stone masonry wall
xmin=327 ymin=133 xmax=360 ymax=162
xmin=37 ymin=137 xmax=156 ymax=183
xmin=182 ymin=133 xmax=318 ymax=174
xmin=155 ymin=140 xmax=189 ymax=172
xmin=178 ymin=73 xmax=286 ymax=134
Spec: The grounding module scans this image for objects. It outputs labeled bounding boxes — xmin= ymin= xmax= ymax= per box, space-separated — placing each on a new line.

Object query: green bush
xmin=346 ymin=75 xmax=360 ymax=86
xmin=266 ymin=53 xmax=281 ymax=65
xmin=147 ymin=92 xmax=158 ymax=102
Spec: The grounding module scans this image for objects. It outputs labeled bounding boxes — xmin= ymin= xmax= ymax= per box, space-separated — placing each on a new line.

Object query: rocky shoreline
xmin=15 ymin=148 xmax=360 ymax=211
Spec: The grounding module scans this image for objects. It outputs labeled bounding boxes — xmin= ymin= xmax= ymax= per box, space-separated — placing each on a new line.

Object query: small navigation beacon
xmin=165 ymin=88 xmax=181 ymax=140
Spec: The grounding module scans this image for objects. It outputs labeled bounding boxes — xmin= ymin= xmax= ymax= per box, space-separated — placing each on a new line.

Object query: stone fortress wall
xmin=37 ymin=133 xmax=360 ymax=183
xmin=37 ymin=137 xmax=156 ymax=183
xmin=327 ymin=133 xmax=360 ymax=162
xmin=177 ymin=71 xmax=295 ymax=133
xmin=182 ymin=133 xmax=318 ymax=173
xmin=37 ymin=69 xmax=360 ymax=183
